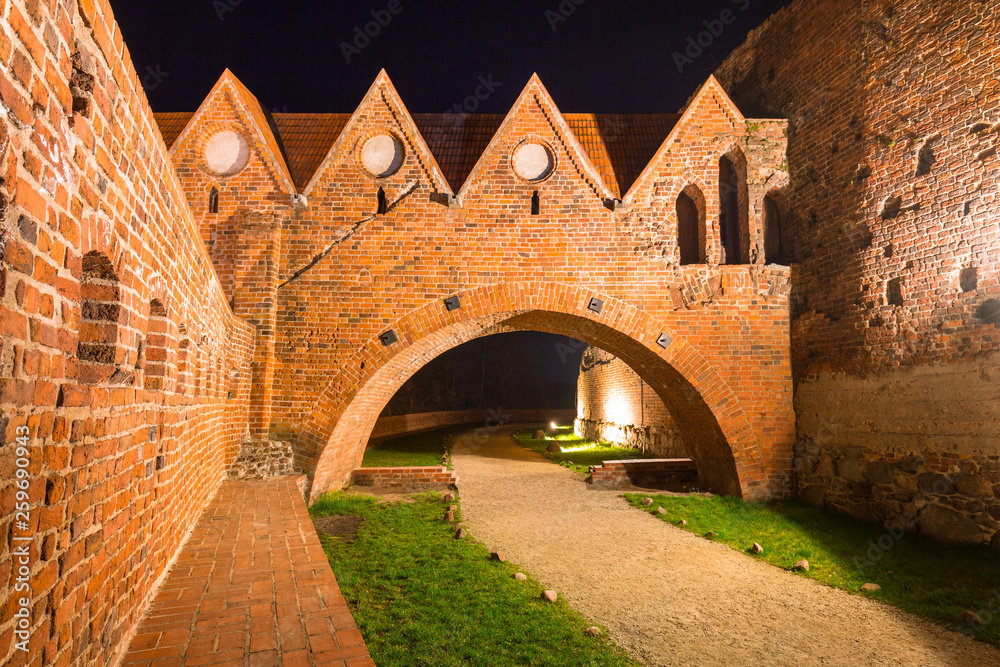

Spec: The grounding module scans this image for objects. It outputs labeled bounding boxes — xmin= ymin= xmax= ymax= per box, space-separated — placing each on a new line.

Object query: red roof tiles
xmin=153 ymin=111 xmax=678 ymax=196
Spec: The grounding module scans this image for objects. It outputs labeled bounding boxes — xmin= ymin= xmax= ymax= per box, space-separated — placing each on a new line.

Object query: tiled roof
xmin=271 ymin=114 xmax=352 ymax=190
xmin=565 ymin=114 xmax=679 ymax=198
xmin=155 ymin=112 xmax=193 ymax=147
xmin=411 ymin=114 xmax=504 ymax=193
xmin=153 ymin=111 xmax=678 ymax=196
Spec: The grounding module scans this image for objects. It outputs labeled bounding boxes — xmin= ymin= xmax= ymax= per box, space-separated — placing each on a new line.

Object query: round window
xmin=204 ymin=131 xmax=250 ymax=176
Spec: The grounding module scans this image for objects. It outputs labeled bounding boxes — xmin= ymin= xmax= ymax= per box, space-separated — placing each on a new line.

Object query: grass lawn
xmin=361 ymin=424 xmax=474 ymax=468
xmin=625 ymin=492 xmax=1000 ymax=647
xmin=310 ymin=491 xmax=639 ymax=667
xmin=513 ymin=425 xmax=650 ymax=475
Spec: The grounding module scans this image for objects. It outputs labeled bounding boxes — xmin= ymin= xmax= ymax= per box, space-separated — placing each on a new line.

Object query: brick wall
xmin=153 ymin=66 xmax=797 ymax=504
xmin=575 ymin=345 xmax=689 ymax=457
xmin=588 ymin=459 xmax=699 ymax=490
xmin=0 ymin=1 xmax=255 ymax=666
xmin=714 ymin=0 xmax=1000 ymax=544
xmin=351 ymin=466 xmax=458 ymax=488
xmin=208 ymin=73 xmax=793 ymax=504
xmin=370 ymin=408 xmax=577 ymax=441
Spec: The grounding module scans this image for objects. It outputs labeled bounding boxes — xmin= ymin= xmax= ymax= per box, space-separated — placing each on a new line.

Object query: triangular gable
xmin=457 ymin=74 xmax=616 ymax=201
xmin=303 ymin=70 xmax=452 ymax=197
xmin=168 ymin=69 xmax=296 ymax=196
xmin=623 ymin=76 xmax=745 ymax=203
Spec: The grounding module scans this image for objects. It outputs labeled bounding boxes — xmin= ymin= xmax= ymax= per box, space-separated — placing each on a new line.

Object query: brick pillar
xmin=230 ymin=211 xmax=283 ymax=438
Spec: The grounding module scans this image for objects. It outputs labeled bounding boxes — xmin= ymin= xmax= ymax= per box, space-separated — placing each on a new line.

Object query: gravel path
xmin=449 ymin=425 xmax=1000 ymax=667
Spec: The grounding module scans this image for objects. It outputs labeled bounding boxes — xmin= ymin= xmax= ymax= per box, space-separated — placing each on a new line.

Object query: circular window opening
xmin=204 ymin=131 xmax=250 ymax=176
xmin=361 ymin=134 xmax=404 ymax=178
xmin=512 ymin=142 xmax=554 ymax=182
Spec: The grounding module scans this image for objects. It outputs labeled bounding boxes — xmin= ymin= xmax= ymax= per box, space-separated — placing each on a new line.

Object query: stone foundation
xmin=229 ymin=440 xmax=297 ymax=479
xmin=575 ymin=417 xmax=689 ymax=458
xmin=794 ymin=441 xmax=1000 ymax=545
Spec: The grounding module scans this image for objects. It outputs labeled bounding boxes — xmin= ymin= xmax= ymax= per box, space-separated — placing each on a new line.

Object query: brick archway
xmin=299 ymin=282 xmax=774 ymax=502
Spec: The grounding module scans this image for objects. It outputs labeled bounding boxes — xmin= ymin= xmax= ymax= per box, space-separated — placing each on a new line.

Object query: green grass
xmin=310 ymin=492 xmax=639 ymax=667
xmin=361 ymin=425 xmax=473 ymax=468
xmin=624 ymin=492 xmax=1000 ymax=647
xmin=513 ymin=425 xmax=650 ymax=475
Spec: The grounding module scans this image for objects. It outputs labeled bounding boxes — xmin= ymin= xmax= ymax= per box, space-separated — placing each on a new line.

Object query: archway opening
xmin=302 ymin=303 xmax=764 ymax=502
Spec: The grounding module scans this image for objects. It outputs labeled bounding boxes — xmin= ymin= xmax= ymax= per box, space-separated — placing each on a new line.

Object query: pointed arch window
xmin=719 ymin=150 xmax=749 ymax=264
xmin=677 ymin=185 xmax=707 ymax=265
xmin=763 ymin=195 xmax=786 ymax=265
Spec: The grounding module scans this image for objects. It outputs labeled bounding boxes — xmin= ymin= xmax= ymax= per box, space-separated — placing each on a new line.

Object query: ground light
xmin=559 ymin=445 xmax=598 ymax=453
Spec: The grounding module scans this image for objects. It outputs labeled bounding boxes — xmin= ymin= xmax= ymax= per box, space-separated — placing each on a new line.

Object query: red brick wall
xmin=714 ymin=0 xmax=1000 ymax=543
xmin=351 ymin=466 xmax=458 ymax=488
xmin=369 ymin=408 xmax=576 ymax=441
xmin=575 ymin=345 xmax=689 ymax=457
xmin=254 ymin=76 xmax=794 ymax=503
xmin=0 ymin=1 xmax=255 ymax=666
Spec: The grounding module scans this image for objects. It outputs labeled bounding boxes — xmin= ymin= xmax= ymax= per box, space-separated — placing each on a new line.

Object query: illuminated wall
xmin=575 ymin=346 xmax=690 ymax=458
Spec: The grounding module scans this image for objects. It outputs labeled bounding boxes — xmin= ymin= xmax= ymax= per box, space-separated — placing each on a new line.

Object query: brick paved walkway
xmin=121 ymin=477 xmax=373 ymax=667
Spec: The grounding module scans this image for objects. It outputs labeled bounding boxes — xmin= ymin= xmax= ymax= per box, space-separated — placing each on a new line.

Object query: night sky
xmin=113 ymin=0 xmax=790 ymax=115
xmin=111 ymin=0 xmax=790 ymax=407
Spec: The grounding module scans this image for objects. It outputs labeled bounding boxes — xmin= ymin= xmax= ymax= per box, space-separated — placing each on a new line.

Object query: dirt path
xmin=449 ymin=425 xmax=1000 ymax=667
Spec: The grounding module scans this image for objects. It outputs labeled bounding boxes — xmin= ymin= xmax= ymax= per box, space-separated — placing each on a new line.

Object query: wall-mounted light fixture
xmin=379 ymin=330 xmax=398 ymax=346
xmin=587 ymin=297 xmax=603 ymax=314
xmin=444 ymin=295 xmax=461 ymax=312
xmin=656 ymin=333 xmax=672 ymax=349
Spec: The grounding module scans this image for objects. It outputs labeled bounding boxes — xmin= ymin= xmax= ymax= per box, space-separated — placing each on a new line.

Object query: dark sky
xmin=114 ymin=0 xmax=790 ymax=114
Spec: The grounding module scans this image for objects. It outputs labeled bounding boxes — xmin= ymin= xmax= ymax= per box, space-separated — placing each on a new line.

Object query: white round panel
xmin=512 ymin=142 xmax=553 ymax=181
xmin=361 ymin=134 xmax=404 ymax=178
xmin=204 ymin=130 xmax=250 ymax=176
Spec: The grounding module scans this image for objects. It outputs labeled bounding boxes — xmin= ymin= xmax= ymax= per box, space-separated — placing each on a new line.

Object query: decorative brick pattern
xmin=575 ymin=345 xmax=688 ymax=458
xmin=119 ymin=477 xmax=372 ymax=666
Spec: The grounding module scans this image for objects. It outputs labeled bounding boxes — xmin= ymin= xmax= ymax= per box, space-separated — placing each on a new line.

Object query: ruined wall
xmin=715 ymin=0 xmax=1000 ymax=543
xmin=0 ymin=1 xmax=255 ymax=665
xmin=575 ymin=346 xmax=689 ymax=457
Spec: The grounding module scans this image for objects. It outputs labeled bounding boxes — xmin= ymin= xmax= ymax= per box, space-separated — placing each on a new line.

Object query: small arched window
xmin=677 ymin=185 xmax=706 ymax=265
xmin=209 ymin=187 xmax=219 ymax=214
xmin=531 ymin=191 xmax=540 ymax=215
xmin=376 ymin=187 xmax=387 ymax=215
